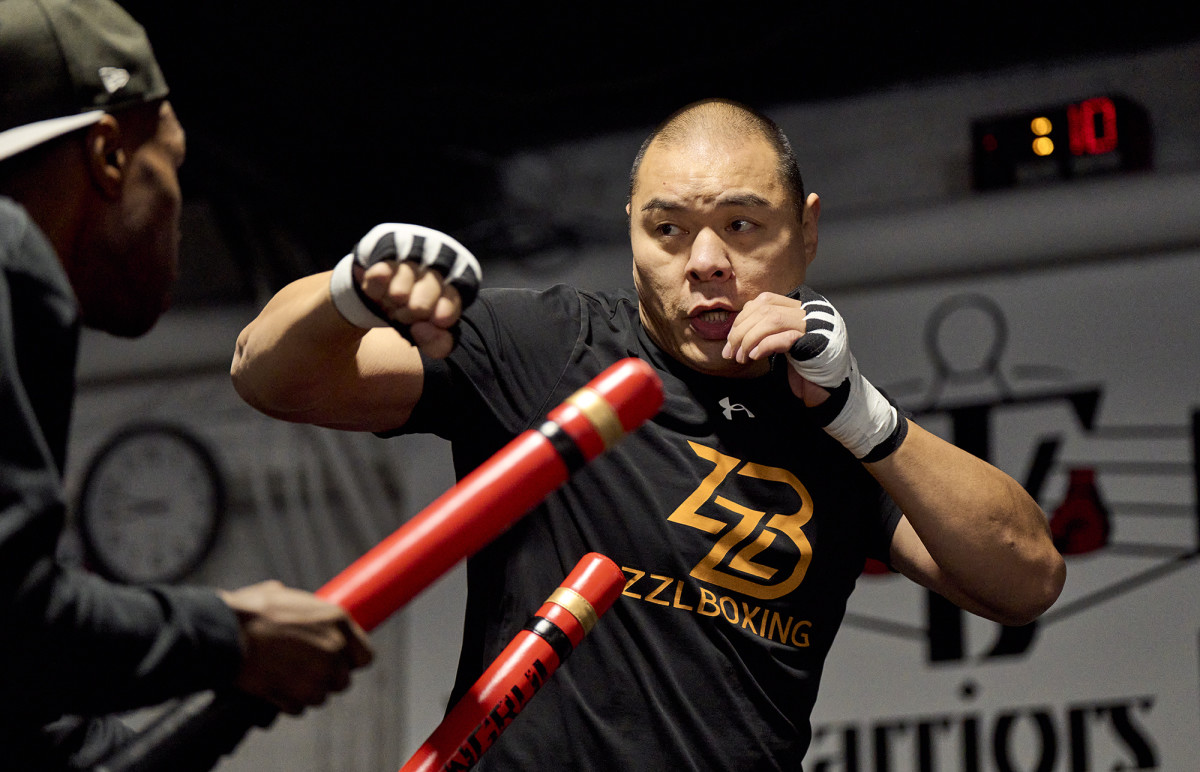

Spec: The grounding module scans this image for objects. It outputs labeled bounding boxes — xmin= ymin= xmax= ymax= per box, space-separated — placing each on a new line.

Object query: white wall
xmin=809 ymin=248 xmax=1200 ymax=771
xmin=64 ymin=39 xmax=1200 ymax=771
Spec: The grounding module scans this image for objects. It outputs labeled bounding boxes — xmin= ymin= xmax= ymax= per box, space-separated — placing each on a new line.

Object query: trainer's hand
xmin=220 ymin=580 xmax=374 ymax=716
xmin=329 ymin=223 xmax=482 ymax=358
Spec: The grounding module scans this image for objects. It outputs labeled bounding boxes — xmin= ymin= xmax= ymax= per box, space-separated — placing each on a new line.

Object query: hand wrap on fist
xmin=329 ymin=223 xmax=482 ymax=339
xmin=785 ymin=286 xmax=908 ymax=462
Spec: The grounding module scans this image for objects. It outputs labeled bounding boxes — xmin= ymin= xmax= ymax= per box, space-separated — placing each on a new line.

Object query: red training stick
xmin=400 ymin=552 xmax=626 ymax=772
xmin=95 ymin=357 xmax=661 ymax=772
xmin=318 ymin=356 xmax=662 ymax=630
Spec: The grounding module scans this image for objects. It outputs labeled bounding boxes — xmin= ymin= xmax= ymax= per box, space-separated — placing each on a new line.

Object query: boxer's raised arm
xmin=231 ymin=223 xmax=481 ymax=433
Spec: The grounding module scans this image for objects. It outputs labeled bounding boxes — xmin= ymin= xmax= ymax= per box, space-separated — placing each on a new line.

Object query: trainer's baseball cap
xmin=0 ymin=0 xmax=168 ymax=162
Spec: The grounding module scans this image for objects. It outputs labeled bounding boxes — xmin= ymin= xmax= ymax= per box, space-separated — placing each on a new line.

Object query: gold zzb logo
xmin=668 ymin=441 xmax=814 ymax=600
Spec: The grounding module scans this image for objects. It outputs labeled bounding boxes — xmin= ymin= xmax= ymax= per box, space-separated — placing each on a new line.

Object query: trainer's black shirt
xmin=0 ymin=198 xmax=242 ymax=768
xmin=403 ymin=284 xmax=901 ymax=770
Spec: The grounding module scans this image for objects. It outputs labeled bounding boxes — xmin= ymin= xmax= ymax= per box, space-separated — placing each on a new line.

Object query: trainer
xmin=0 ymin=1 xmax=372 ymax=768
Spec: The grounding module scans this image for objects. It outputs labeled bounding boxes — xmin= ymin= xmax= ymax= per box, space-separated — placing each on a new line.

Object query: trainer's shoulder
xmin=0 ymin=197 xmax=35 ymax=265
xmin=0 ymin=196 xmax=26 ymax=222
xmin=0 ymin=196 xmax=61 ymax=280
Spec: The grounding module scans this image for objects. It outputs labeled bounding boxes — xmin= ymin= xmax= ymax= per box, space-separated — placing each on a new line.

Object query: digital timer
xmin=970 ymin=95 xmax=1152 ymax=190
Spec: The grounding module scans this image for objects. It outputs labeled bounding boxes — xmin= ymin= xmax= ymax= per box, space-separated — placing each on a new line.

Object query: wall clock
xmin=77 ymin=422 xmax=225 ymax=584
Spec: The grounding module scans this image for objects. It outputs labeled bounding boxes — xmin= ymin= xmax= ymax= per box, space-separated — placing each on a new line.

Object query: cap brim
xmin=0 ymin=110 xmax=106 ymax=163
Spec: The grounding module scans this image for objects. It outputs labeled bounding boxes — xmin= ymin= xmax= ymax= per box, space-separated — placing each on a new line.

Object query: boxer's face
xmin=79 ymin=100 xmax=186 ymax=337
xmin=629 ymin=132 xmax=812 ymax=377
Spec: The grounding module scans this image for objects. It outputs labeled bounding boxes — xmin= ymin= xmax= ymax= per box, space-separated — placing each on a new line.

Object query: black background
xmin=117 ymin=2 xmax=1200 ymax=301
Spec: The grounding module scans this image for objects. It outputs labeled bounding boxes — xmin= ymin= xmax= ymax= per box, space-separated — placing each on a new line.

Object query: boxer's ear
xmin=801 ymin=192 xmax=821 ymax=268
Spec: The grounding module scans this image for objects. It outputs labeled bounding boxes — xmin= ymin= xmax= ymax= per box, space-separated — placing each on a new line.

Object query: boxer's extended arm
xmin=231 ymin=224 xmax=481 ymax=433
xmin=231 ymin=272 xmax=424 ymax=432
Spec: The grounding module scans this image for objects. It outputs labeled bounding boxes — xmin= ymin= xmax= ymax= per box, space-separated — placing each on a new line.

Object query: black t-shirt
xmin=0 ymin=197 xmax=242 ymax=768
xmin=403 ymin=284 xmax=901 ymax=770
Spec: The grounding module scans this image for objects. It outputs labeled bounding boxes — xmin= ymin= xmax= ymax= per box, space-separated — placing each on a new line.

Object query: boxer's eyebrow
xmin=640 ymin=192 xmax=773 ymax=212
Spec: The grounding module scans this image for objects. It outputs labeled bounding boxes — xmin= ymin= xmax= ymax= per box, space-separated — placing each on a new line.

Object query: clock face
xmin=78 ymin=424 xmax=225 ymax=584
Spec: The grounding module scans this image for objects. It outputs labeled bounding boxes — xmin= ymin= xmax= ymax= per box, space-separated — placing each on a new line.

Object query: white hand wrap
xmin=785 ymin=287 xmax=908 ymax=462
xmin=329 ymin=223 xmax=482 ymax=331
xmin=330 ymin=253 xmax=389 ymax=328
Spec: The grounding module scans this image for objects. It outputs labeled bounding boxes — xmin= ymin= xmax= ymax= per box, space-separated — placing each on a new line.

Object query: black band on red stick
xmin=537 ymin=419 xmax=585 ymax=473
xmin=523 ymin=615 xmax=575 ymax=664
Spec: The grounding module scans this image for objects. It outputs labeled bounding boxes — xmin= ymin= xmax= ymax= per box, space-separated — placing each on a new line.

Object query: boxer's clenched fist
xmin=329 ymin=223 xmax=482 ymax=357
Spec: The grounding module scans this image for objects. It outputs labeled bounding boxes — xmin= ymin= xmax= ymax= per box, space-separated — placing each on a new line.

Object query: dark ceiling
xmin=117 ymin=2 xmax=1200 ymax=302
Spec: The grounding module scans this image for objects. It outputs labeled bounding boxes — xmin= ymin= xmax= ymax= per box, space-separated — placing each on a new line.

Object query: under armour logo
xmin=719 ymin=397 xmax=755 ymax=420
